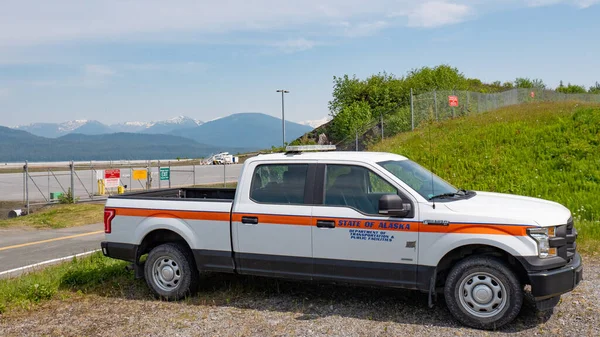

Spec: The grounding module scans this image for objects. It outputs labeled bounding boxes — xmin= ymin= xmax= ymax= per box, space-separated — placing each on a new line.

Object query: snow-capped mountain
xmin=142 ymin=116 xmax=203 ymax=134
xmin=298 ymin=116 xmax=331 ymax=129
xmin=58 ymin=120 xmax=90 ymax=133
xmin=14 ymin=120 xmax=112 ymax=138
xmin=110 ymin=121 xmax=154 ymax=133
xmin=13 ymin=116 xmax=203 ymax=138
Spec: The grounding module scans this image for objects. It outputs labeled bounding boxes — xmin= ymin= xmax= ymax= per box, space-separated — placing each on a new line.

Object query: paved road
xmin=0 ymin=223 xmax=104 ymax=278
xmin=0 ymin=164 xmax=243 ymax=202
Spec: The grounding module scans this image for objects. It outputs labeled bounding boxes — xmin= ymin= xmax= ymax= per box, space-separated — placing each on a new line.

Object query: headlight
xmin=528 ymin=227 xmax=557 ymax=258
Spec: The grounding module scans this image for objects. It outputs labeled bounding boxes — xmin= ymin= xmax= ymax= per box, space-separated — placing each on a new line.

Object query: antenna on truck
xmin=428 ymin=114 xmax=436 ymax=210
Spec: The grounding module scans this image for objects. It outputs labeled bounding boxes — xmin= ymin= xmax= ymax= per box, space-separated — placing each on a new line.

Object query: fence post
xmin=169 ymin=161 xmax=171 ymax=188
xmin=25 ymin=161 xmax=29 ymax=214
xmin=452 ymin=90 xmax=456 ymax=118
xmin=193 ymin=162 xmax=196 ymax=186
xmin=410 ymin=88 xmax=414 ymax=130
xmin=434 ymin=90 xmax=438 ymax=121
xmin=22 ymin=166 xmax=25 ymax=204
xmin=158 ymin=160 xmax=161 ymax=189
xmin=466 ymin=91 xmax=470 ymax=115
xmin=90 ymin=162 xmax=94 ymax=199
xmin=380 ymin=113 xmax=384 ymax=141
xmin=146 ymin=165 xmax=150 ymax=190
xmin=223 ymin=164 xmax=226 ymax=187
xmin=70 ymin=160 xmax=75 ymax=203
xmin=47 ymin=168 xmax=50 ymax=201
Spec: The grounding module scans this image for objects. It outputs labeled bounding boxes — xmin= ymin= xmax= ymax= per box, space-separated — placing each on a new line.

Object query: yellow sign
xmin=132 ymin=169 xmax=147 ymax=180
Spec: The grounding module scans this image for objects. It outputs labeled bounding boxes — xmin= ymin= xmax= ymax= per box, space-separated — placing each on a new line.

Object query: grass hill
xmin=372 ymin=102 xmax=600 ymax=254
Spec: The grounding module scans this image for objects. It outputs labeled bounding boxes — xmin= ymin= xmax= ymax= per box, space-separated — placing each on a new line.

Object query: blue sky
xmin=0 ymin=0 xmax=599 ymax=127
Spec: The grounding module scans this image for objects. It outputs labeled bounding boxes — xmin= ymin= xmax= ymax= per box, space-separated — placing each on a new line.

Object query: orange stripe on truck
xmin=231 ymin=213 xmax=313 ymax=226
xmin=113 ymin=208 xmax=530 ymax=236
xmin=420 ymin=223 xmax=530 ymax=236
xmin=114 ymin=208 xmax=230 ymax=221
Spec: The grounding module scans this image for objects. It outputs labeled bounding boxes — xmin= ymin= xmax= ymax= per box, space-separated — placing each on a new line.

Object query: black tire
xmin=444 ymin=256 xmax=523 ymax=330
xmin=144 ymin=243 xmax=199 ymax=300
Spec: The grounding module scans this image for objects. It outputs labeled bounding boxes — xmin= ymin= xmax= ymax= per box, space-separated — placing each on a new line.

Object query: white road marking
xmin=0 ymin=249 xmax=101 ymax=278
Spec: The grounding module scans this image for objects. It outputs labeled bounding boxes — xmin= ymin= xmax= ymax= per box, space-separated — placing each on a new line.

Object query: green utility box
xmin=50 ymin=192 xmax=63 ymax=200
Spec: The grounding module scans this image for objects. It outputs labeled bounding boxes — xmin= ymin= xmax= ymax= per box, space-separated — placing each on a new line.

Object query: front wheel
xmin=444 ymin=256 xmax=523 ymax=330
xmin=144 ymin=243 xmax=199 ymax=300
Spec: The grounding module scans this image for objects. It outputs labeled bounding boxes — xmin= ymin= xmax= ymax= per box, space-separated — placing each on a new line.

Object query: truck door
xmin=311 ymin=163 xmax=419 ymax=288
xmin=232 ymin=162 xmax=316 ymax=279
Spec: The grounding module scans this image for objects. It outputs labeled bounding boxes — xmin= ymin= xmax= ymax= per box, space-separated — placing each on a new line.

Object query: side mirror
xmin=379 ymin=194 xmax=411 ymax=218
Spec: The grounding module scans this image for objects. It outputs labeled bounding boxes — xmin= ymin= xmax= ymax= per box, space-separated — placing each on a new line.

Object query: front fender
xmin=419 ymin=232 xmax=538 ymax=267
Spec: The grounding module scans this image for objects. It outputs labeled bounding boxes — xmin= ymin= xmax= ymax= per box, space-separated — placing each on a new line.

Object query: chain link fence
xmin=332 ymin=88 xmax=600 ymax=151
xmin=2 ymin=160 xmax=242 ymax=216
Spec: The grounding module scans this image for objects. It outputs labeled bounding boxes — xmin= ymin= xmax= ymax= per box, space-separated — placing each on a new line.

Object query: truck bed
xmin=109 ymin=187 xmax=236 ymax=201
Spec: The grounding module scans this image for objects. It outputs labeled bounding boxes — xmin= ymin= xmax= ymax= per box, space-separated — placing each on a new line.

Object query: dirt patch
xmin=1 ymin=258 xmax=598 ymax=337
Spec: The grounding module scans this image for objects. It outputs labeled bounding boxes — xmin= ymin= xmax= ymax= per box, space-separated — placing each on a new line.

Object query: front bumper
xmin=528 ymin=252 xmax=583 ymax=300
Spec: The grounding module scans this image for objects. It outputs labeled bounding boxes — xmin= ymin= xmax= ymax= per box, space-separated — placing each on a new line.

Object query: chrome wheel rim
xmin=152 ymin=256 xmax=182 ymax=292
xmin=458 ymin=272 xmax=508 ymax=318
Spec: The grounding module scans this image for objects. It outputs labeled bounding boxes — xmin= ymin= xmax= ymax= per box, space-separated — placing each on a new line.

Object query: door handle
xmin=241 ymin=216 xmax=259 ymax=225
xmin=316 ymin=220 xmax=335 ymax=228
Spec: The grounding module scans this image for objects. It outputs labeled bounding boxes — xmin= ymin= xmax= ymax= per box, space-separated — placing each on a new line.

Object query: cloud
xmin=84 ymin=64 xmax=116 ymax=77
xmin=525 ymin=0 xmax=600 ymax=7
xmin=406 ymin=1 xmax=473 ymax=28
xmin=123 ymin=62 xmax=209 ymax=72
xmin=335 ymin=21 xmax=389 ymax=37
xmin=0 ymin=0 xmax=595 ymax=52
xmin=28 ymin=64 xmax=116 ymax=88
xmin=0 ymin=88 xmax=10 ymax=98
xmin=0 ymin=0 xmax=474 ymax=49
xmin=274 ymin=38 xmax=317 ymax=53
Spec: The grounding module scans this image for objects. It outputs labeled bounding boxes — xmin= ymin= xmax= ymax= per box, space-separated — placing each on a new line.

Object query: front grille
xmin=565 ymin=218 xmax=577 ymax=259
xmin=554 ymin=218 xmax=577 ymax=261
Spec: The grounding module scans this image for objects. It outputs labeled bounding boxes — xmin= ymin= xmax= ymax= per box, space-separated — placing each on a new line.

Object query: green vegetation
xmin=372 ymin=102 xmax=600 ymax=254
xmin=0 ymin=252 xmax=139 ymax=314
xmin=556 ymin=82 xmax=587 ymax=94
xmin=299 ymin=64 xmax=600 ymax=148
xmin=0 ymin=204 xmax=103 ymax=229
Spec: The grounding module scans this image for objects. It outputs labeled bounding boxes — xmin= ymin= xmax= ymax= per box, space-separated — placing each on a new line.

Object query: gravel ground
xmin=1 ymin=257 xmax=598 ymax=337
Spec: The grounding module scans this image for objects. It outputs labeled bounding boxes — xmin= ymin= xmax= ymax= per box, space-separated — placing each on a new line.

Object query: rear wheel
xmin=444 ymin=256 xmax=523 ymax=330
xmin=144 ymin=243 xmax=199 ymax=300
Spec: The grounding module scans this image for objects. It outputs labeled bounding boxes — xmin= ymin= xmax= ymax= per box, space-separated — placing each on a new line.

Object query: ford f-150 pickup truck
xmin=101 ymin=146 xmax=582 ymax=330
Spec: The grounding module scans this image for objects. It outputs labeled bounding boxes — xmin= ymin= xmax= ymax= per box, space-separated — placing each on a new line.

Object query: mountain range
xmin=2 ymin=113 xmax=317 ymax=161
xmin=12 ymin=114 xmax=328 ymax=139
xmin=14 ymin=115 xmax=204 ymax=138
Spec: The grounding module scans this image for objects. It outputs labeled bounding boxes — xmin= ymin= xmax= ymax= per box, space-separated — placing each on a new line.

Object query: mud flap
xmin=428 ymin=268 xmax=437 ymax=308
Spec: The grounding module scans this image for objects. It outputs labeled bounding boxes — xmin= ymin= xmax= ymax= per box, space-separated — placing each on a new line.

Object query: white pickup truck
xmin=101 ymin=146 xmax=582 ymax=330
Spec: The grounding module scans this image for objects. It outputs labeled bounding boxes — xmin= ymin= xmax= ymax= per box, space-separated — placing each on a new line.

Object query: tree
xmin=514 ymin=77 xmax=545 ymax=89
xmin=589 ymin=82 xmax=600 ymax=94
xmin=557 ymin=83 xmax=587 ymax=94
xmin=502 ymin=81 xmax=514 ymax=89
xmin=332 ymin=101 xmax=372 ymax=139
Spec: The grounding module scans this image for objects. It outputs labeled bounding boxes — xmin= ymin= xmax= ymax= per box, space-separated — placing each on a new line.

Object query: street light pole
xmin=276 ymin=89 xmax=289 ymax=147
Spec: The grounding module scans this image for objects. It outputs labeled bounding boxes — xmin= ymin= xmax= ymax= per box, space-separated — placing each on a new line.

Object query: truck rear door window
xmin=250 ymin=164 xmax=308 ymax=204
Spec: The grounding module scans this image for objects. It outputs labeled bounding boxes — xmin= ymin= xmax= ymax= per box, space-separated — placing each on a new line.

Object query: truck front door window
xmin=324 ymin=165 xmax=398 ymax=215
xmin=250 ymin=164 xmax=308 ymax=204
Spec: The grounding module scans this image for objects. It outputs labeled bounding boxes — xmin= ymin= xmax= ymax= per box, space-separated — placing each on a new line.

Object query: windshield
xmin=378 ymin=160 xmax=457 ymax=200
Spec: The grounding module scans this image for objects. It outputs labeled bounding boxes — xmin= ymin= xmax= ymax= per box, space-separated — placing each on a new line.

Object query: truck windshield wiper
xmin=429 ymin=189 xmax=469 ymax=200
